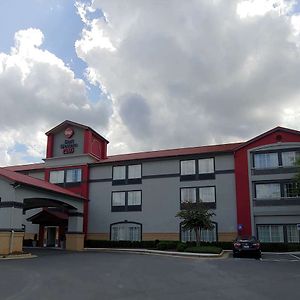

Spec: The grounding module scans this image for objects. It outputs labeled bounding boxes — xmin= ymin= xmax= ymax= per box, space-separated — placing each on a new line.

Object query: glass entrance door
xmin=44 ymin=226 xmax=59 ymax=247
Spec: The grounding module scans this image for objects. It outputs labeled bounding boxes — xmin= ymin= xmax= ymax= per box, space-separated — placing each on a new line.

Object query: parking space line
xmin=289 ymin=254 xmax=300 ymax=261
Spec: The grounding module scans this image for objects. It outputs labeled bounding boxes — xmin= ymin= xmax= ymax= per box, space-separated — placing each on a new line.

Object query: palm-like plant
xmin=176 ymin=201 xmax=215 ymax=246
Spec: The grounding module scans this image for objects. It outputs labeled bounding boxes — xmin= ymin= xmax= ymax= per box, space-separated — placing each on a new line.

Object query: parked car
xmin=233 ymin=236 xmax=261 ymax=259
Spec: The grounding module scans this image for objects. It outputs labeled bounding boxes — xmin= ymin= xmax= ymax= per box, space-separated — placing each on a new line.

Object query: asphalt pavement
xmin=0 ymin=249 xmax=299 ymax=300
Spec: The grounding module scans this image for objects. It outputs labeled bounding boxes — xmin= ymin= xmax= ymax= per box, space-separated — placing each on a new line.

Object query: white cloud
xmin=75 ymin=0 xmax=300 ymax=155
xmin=0 ymin=27 xmax=112 ymax=166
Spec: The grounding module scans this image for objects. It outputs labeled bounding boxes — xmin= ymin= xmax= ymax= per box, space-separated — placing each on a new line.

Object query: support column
xmin=66 ymin=211 xmax=84 ymax=251
xmin=0 ymin=202 xmax=24 ymax=255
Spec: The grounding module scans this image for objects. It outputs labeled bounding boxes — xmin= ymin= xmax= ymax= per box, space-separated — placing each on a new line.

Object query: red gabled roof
xmin=0 ymin=167 xmax=85 ymax=200
xmin=45 ymin=120 xmax=109 ymax=143
xmin=91 ymin=142 xmax=244 ymax=164
xmin=234 ymin=126 xmax=300 ymax=151
xmin=5 ymin=163 xmax=45 ymax=172
xmin=27 ymin=208 xmax=68 ymax=222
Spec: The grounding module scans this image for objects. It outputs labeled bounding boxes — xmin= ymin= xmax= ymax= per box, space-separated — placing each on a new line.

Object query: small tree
xmin=176 ymin=202 xmax=215 ymax=246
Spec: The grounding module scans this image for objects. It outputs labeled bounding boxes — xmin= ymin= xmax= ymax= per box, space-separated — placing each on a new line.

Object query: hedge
xmin=184 ymin=246 xmax=222 ymax=254
xmin=85 ymin=240 xmax=159 ymax=249
xmin=260 ymin=243 xmax=300 ymax=252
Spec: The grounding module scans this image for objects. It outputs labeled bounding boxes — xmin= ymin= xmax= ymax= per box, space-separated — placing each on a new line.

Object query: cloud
xmin=0 ymin=28 xmax=112 ymax=166
xmin=75 ymin=0 xmax=300 ymax=154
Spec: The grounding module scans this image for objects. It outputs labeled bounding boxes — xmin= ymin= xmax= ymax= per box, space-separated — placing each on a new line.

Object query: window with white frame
xmin=111 ymin=222 xmax=141 ymax=241
xmin=181 ymin=224 xmax=217 ymax=242
xmin=180 ymin=160 xmax=196 ymax=175
xmin=257 ymin=225 xmax=284 ymax=243
xmin=49 ymin=170 xmax=64 ymax=184
xmin=198 ymin=158 xmax=214 ymax=174
xmin=113 ymin=166 xmax=126 ymax=180
xmin=199 ymin=187 xmax=215 ymax=203
xmin=254 ymin=153 xmax=279 ymax=169
xmin=255 ymin=183 xmax=281 ymax=199
xmin=180 ymin=188 xmax=197 ymax=203
xmin=128 ymin=164 xmax=141 ymax=179
xmin=112 ymin=192 xmax=126 ymax=206
xmin=66 ymin=169 xmax=82 ymax=183
xmin=127 ymin=191 xmax=142 ymax=206
xmin=282 ymin=151 xmax=299 ymax=167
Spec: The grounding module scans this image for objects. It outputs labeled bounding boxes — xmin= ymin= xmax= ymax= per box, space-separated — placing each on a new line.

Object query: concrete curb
xmin=85 ymin=248 xmax=226 ymax=258
xmin=0 ymin=253 xmax=37 ymax=260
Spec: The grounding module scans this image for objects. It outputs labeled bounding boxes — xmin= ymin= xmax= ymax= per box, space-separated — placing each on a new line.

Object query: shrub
xmin=156 ymin=241 xmax=179 ymax=250
xmin=176 ymin=242 xmax=188 ymax=252
xmin=23 ymin=239 xmax=33 ymax=247
xmin=84 ymin=240 xmax=159 ymax=249
xmin=184 ymin=246 xmax=222 ymax=254
xmin=260 ymin=243 xmax=300 ymax=252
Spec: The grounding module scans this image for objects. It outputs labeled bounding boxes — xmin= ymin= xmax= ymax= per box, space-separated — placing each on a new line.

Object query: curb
xmin=85 ymin=248 xmax=226 ymax=258
xmin=0 ymin=253 xmax=37 ymax=260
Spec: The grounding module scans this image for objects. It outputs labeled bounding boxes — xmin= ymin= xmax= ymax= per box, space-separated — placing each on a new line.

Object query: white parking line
xmin=289 ymin=254 xmax=300 ymax=261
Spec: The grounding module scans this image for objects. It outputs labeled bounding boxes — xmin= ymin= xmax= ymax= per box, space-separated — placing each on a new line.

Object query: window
xmin=111 ymin=190 xmax=142 ymax=212
xmin=181 ymin=224 xmax=217 ymax=242
xmin=128 ymin=165 xmax=141 ymax=179
xmin=255 ymin=183 xmax=281 ymax=199
xmin=49 ymin=170 xmax=64 ymax=184
xmin=282 ymin=151 xmax=299 ymax=167
xmin=199 ymin=187 xmax=215 ymax=203
xmin=112 ymin=164 xmax=142 ymax=185
xmin=128 ymin=191 xmax=142 ymax=206
xmin=257 ymin=225 xmax=284 ymax=243
xmin=180 ymin=160 xmax=195 ymax=175
xmin=112 ymin=192 xmax=126 ymax=206
xmin=283 ymin=182 xmax=300 ymax=198
xmin=113 ymin=166 xmax=126 ymax=180
xmin=180 ymin=186 xmax=216 ymax=208
xmin=286 ymin=225 xmax=300 ymax=243
xmin=198 ymin=158 xmax=214 ymax=174
xmin=66 ymin=169 xmax=82 ymax=183
xmin=254 ymin=153 xmax=279 ymax=169
xmin=180 ymin=158 xmax=215 ymax=181
xmin=111 ymin=222 xmax=141 ymax=241
xmin=181 ymin=188 xmax=197 ymax=203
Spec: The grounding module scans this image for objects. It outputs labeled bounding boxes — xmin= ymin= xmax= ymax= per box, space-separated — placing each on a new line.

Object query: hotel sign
xmin=60 ymin=127 xmax=78 ymax=154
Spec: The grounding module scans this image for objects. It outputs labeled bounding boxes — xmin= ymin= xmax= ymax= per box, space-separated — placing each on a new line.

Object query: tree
xmin=176 ymin=202 xmax=215 ymax=246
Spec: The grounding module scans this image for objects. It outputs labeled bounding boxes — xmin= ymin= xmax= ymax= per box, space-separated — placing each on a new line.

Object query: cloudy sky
xmin=0 ymin=0 xmax=300 ymax=166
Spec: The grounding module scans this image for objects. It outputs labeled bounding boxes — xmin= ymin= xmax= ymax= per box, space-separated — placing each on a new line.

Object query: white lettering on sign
xmin=60 ymin=139 xmax=78 ymax=155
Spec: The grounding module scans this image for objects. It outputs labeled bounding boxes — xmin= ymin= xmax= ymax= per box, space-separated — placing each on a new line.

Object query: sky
xmin=0 ymin=0 xmax=300 ymax=166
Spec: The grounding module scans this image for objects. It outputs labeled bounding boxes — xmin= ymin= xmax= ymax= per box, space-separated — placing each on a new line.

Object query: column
xmin=66 ymin=211 xmax=85 ymax=251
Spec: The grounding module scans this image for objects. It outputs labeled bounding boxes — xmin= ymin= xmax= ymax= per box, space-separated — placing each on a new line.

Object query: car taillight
xmin=234 ymin=242 xmax=241 ymax=248
xmin=252 ymin=243 xmax=260 ymax=249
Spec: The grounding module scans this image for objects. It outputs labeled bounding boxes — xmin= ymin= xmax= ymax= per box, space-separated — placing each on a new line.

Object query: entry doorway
xmin=44 ymin=226 xmax=59 ymax=247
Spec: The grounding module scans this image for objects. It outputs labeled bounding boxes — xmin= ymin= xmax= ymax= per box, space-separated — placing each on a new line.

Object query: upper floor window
xmin=180 ymin=186 xmax=216 ymax=209
xmin=112 ymin=164 xmax=142 ymax=185
xmin=283 ymin=182 xmax=300 ymax=198
xmin=49 ymin=168 xmax=82 ymax=185
xmin=49 ymin=170 xmax=64 ymax=184
xmin=255 ymin=183 xmax=281 ymax=199
xmin=282 ymin=151 xmax=299 ymax=167
xmin=180 ymin=158 xmax=215 ymax=181
xmin=111 ymin=190 xmax=142 ymax=212
xmin=254 ymin=153 xmax=278 ymax=169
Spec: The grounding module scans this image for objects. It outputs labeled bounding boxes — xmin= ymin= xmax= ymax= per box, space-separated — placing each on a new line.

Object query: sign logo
xmin=64 ymin=127 xmax=74 ymax=139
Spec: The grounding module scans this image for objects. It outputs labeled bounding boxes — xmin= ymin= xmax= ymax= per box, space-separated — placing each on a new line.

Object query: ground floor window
xmin=110 ymin=222 xmax=142 ymax=241
xmin=180 ymin=223 xmax=217 ymax=242
xmin=257 ymin=224 xmax=300 ymax=243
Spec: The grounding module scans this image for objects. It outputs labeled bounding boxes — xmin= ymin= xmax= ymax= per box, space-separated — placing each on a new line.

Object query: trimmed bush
xmin=85 ymin=240 xmax=158 ymax=249
xmin=184 ymin=246 xmax=222 ymax=254
xmin=156 ymin=241 xmax=179 ymax=250
xmin=176 ymin=242 xmax=188 ymax=252
xmin=260 ymin=243 xmax=300 ymax=252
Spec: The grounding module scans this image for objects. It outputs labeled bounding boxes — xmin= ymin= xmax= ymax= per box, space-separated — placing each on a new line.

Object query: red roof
xmin=5 ymin=163 xmax=45 ymax=172
xmin=92 ymin=142 xmax=244 ymax=164
xmin=0 ymin=167 xmax=84 ymax=200
xmin=234 ymin=126 xmax=300 ymax=151
xmin=27 ymin=208 xmax=68 ymax=222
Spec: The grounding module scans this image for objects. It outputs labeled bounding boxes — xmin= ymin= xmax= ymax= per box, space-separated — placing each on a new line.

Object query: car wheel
xmin=233 ymin=252 xmax=238 ymax=258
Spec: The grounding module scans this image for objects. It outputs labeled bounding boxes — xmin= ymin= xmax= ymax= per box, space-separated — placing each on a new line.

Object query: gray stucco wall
xmin=88 ymin=154 xmax=237 ymax=237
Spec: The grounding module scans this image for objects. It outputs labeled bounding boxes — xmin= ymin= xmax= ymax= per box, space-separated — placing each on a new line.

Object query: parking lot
xmin=0 ymin=249 xmax=299 ymax=300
